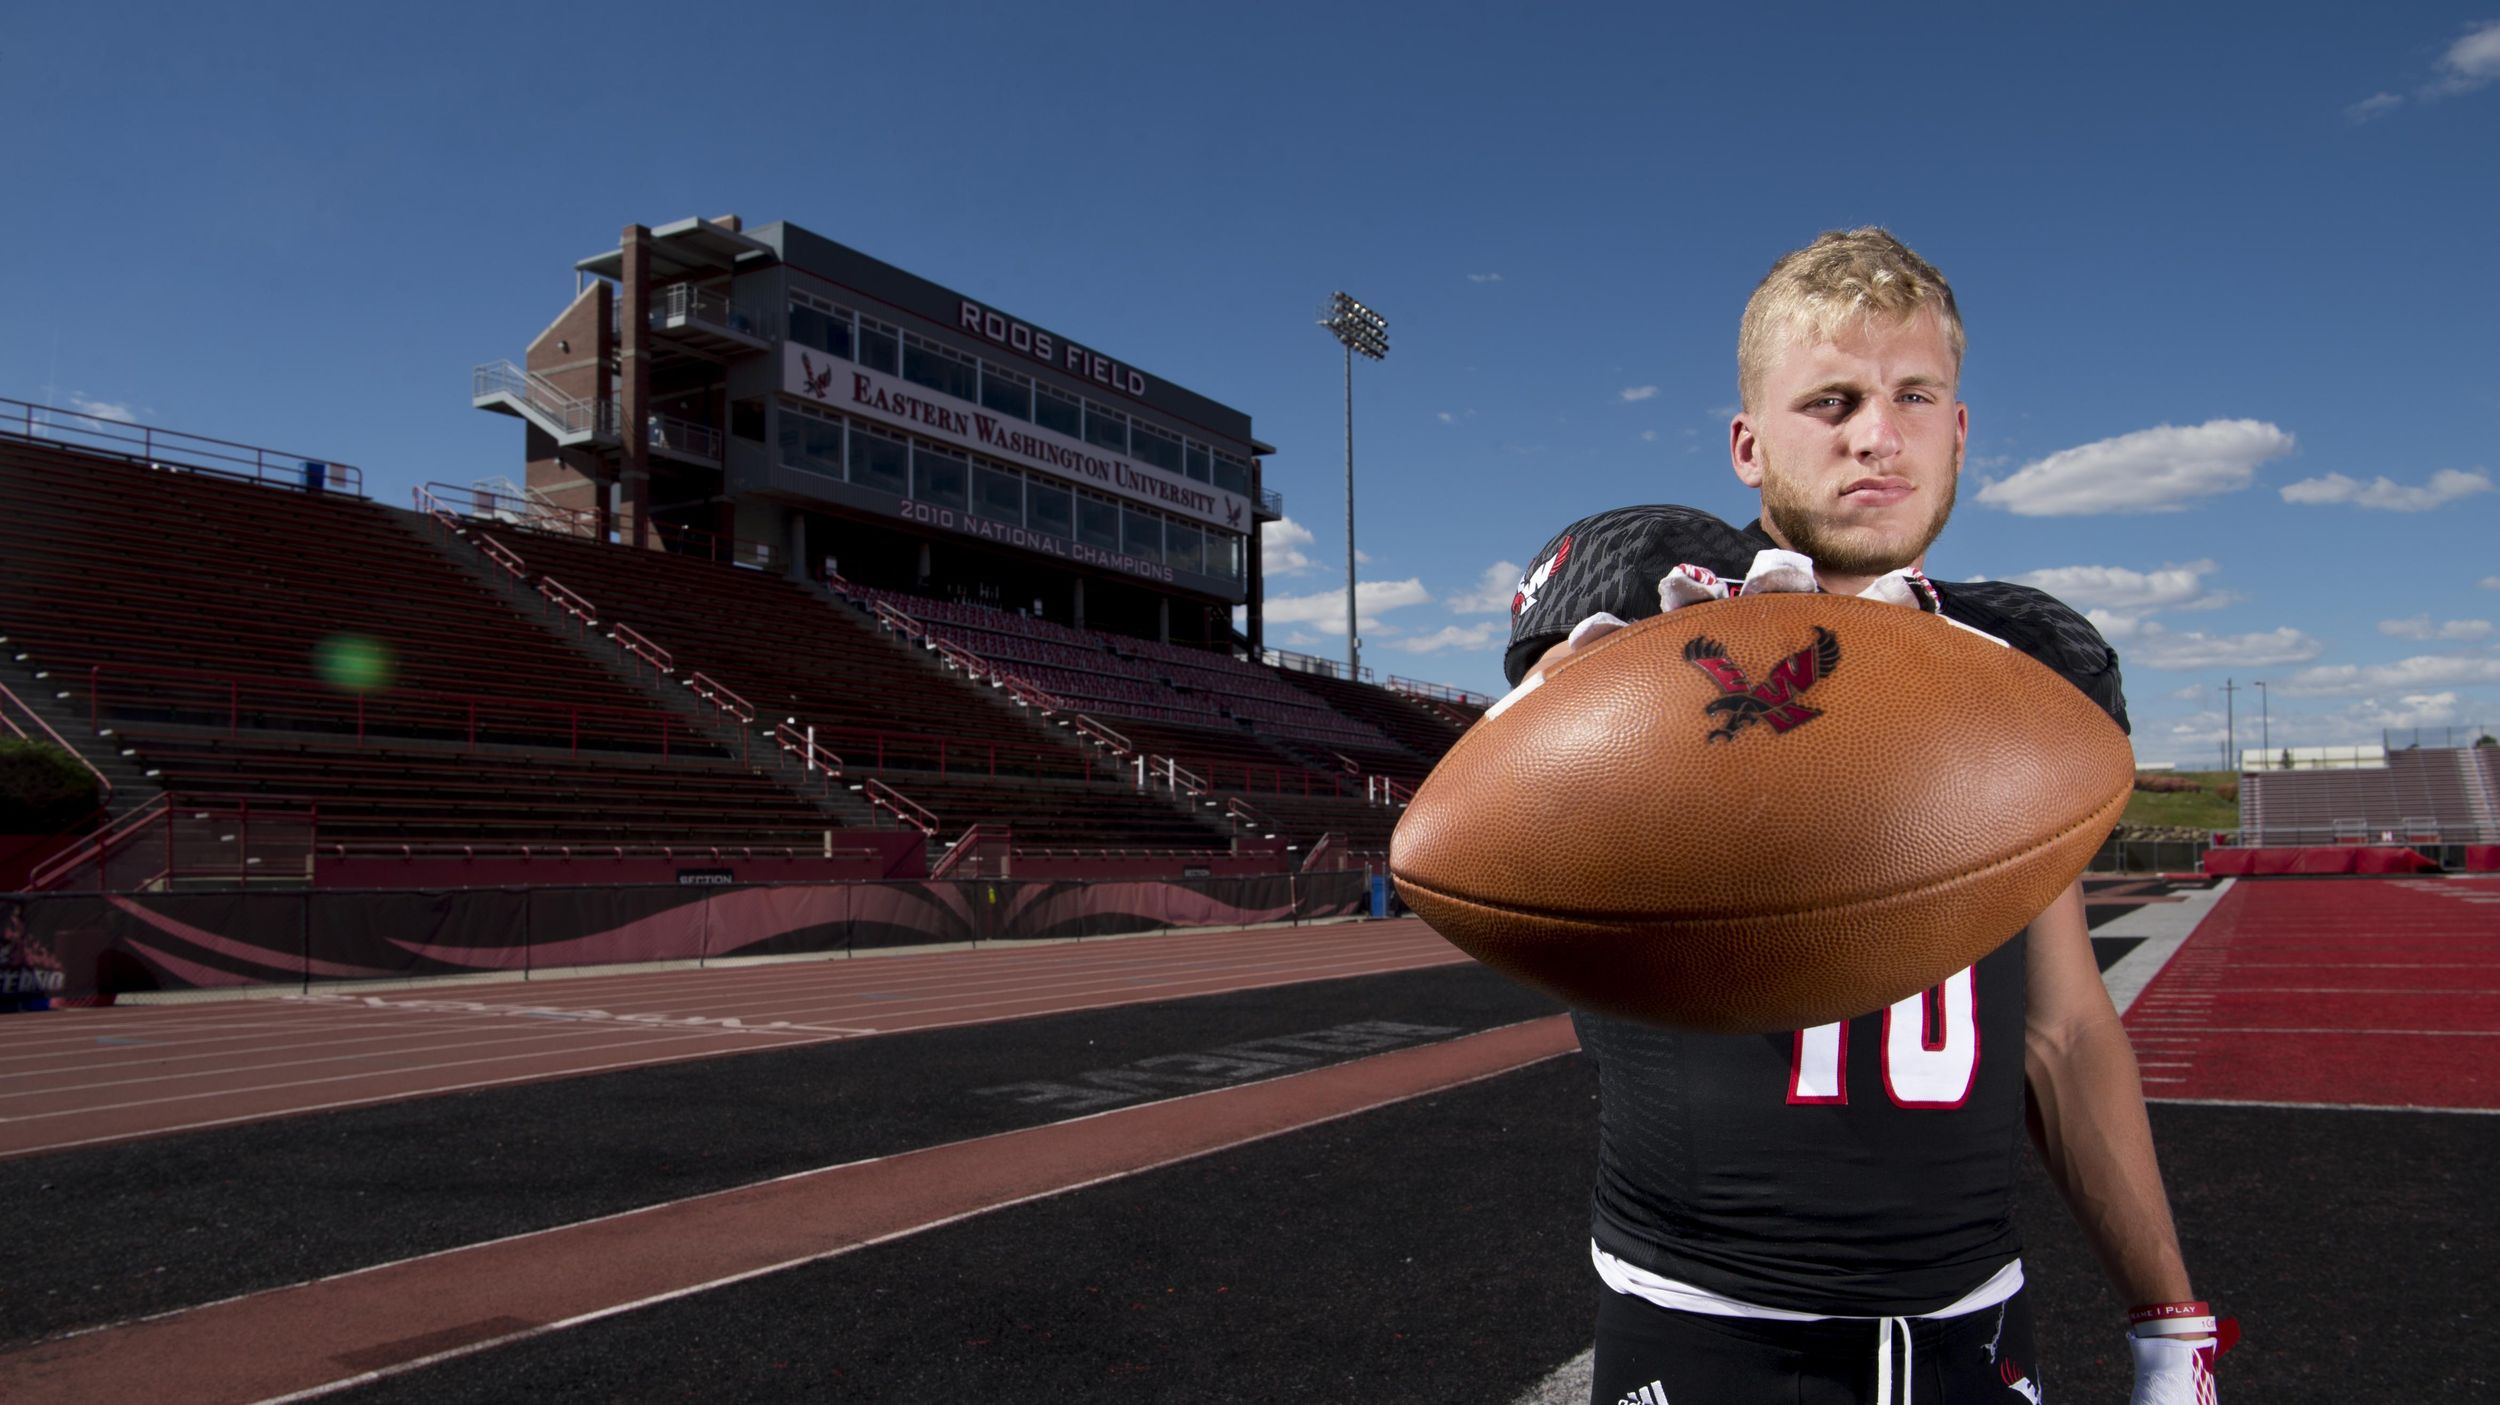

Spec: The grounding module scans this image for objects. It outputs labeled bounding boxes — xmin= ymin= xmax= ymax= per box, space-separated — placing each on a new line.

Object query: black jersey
xmin=1501 ymin=505 xmax=2128 ymax=1316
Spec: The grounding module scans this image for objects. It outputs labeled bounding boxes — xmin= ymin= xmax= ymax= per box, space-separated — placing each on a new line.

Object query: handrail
xmin=28 ymin=793 xmax=169 ymax=891
xmin=476 ymin=532 xmax=529 ymax=580
xmin=684 ymin=672 xmax=754 ymax=725
xmin=1069 ymin=713 xmax=1132 ymax=757
xmin=930 ymin=636 xmax=991 ymax=681
xmin=1365 ymin=774 xmax=1416 ymax=806
xmin=1301 ymin=832 xmax=1346 ymax=872
xmin=0 ymin=675 xmax=112 ymax=798
xmin=322 ymin=839 xmax=886 ymax=861
xmin=864 ymin=778 xmax=938 ymax=835
xmin=471 ymin=360 xmax=604 ymax=439
xmin=929 ymin=823 xmax=1012 ymax=879
xmin=1330 ymin=751 xmax=1363 ymax=776
xmin=611 ymin=623 xmax=673 ymax=675
xmin=645 ymin=412 xmax=723 ymax=463
xmin=650 ymin=283 xmax=773 ymax=341
xmin=426 ymin=479 xmax=603 ymax=541
xmin=1139 ymin=753 xmax=1209 ymax=797
xmin=872 ymin=600 xmax=926 ymax=642
xmin=537 ymin=574 xmax=599 ymax=630
xmin=0 ymin=394 xmax=366 ymax=497
xmin=1223 ymin=796 xmax=1273 ymax=835
xmin=771 ymin=721 xmax=845 ymax=782
xmin=652 ymin=518 xmax=775 ymax=570
xmin=1387 ymin=675 xmax=1493 ymax=708
xmin=87 ymin=661 xmax=685 ymax=757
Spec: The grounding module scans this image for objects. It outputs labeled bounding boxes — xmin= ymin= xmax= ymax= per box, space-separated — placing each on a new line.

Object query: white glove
xmin=2129 ymin=1330 xmax=2222 ymax=1404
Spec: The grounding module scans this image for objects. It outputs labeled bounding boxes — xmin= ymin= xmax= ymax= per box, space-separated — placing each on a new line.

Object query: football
xmin=1390 ymin=594 xmax=2134 ymax=1033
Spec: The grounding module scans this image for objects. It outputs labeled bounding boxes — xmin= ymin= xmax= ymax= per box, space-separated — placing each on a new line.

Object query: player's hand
xmin=2128 ymin=1331 xmax=2220 ymax=1404
xmin=2127 ymin=1310 xmax=2235 ymax=1405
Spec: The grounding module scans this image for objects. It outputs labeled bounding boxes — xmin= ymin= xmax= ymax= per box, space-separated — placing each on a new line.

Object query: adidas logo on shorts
xmin=1614 ymin=1382 xmax=1670 ymax=1405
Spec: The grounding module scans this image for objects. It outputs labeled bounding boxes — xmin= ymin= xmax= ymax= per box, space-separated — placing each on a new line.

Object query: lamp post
xmin=2256 ymin=680 xmax=2269 ymax=765
xmin=1320 ymin=291 xmax=1388 ymax=681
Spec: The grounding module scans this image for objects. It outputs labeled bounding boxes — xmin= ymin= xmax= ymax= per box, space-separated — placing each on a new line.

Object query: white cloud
xmin=2379 ymin=616 xmax=2495 ymax=642
xmin=1640 ymin=429 xmax=1660 ymax=443
xmin=1618 ymin=385 xmax=1660 ymax=403
xmin=2427 ymin=19 xmax=2500 ymax=96
xmin=2124 ymin=623 xmax=2323 ymax=671
xmin=1263 ymin=517 xmax=1319 ymax=575
xmin=2012 ymin=559 xmax=2228 ymax=615
xmin=66 ymin=394 xmax=140 ymax=424
xmin=2281 ymin=653 xmax=2500 ymax=697
xmin=1976 ymin=420 xmax=2295 ymax=516
xmin=2167 ymin=683 xmax=2207 ymax=702
xmin=2278 ymin=467 xmax=2491 ymax=511
xmin=1467 ymin=272 xmax=1504 ymax=284
xmin=2483 ymin=576 xmax=2500 ymax=590
xmin=1445 ymin=560 xmax=1523 ymax=614
xmin=2343 ymin=692 xmax=2465 ymax=730
xmin=1436 ymin=411 xmax=1455 ymax=424
xmin=2346 ymin=91 xmax=2405 ymax=122
xmin=1393 ymin=621 xmax=1507 ymax=655
xmin=1262 ymin=578 xmax=1433 ymax=635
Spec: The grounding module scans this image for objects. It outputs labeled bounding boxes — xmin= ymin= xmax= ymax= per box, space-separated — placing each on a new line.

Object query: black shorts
xmin=1589 ymin=1285 xmax=2044 ymax=1405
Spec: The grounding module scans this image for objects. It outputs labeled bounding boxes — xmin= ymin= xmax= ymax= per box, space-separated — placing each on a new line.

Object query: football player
xmin=1505 ymin=229 xmax=2229 ymax=1404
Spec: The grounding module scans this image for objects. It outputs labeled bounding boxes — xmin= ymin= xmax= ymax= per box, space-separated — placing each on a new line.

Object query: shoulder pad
xmin=1940 ymin=580 xmax=2131 ymax=734
xmin=1502 ymin=506 xmax=1761 ymax=686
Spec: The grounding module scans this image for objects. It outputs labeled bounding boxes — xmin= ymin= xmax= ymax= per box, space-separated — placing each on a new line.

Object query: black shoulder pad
xmin=1941 ymin=580 xmax=2131 ymax=735
xmin=1501 ymin=505 xmax=1762 ymax=687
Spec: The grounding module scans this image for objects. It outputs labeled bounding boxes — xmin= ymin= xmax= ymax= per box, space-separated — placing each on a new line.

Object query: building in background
xmin=473 ymin=216 xmax=1281 ymax=650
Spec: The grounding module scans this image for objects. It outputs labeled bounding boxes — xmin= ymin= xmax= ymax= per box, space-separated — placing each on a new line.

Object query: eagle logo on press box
xmin=1683 ymin=626 xmax=1839 ymax=742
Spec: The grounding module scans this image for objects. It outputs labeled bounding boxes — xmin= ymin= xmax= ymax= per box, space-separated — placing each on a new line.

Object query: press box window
xmin=1028 ymin=481 xmax=1073 ymax=538
xmin=1213 ymin=453 xmax=1250 ymax=497
xmin=788 ymin=303 xmax=853 ymax=360
xmin=1083 ymin=403 xmax=1128 ymax=455
xmin=856 ymin=317 xmax=901 ymax=376
xmin=1035 ymin=386 xmax=1083 ymax=439
xmin=972 ymin=461 xmax=1023 ymax=524
xmin=1130 ymin=422 xmax=1183 ymax=474
xmin=778 ymin=407 xmax=843 ymax=477
xmin=1121 ymin=506 xmax=1162 ymax=563
xmin=980 ymin=364 xmax=1032 ymax=421
xmin=1184 ymin=441 xmax=1212 ymax=482
xmin=913 ymin=445 xmax=968 ymax=510
xmin=1077 ymin=494 xmax=1121 ymax=550
xmin=903 ymin=334 xmax=980 ymax=403
xmin=1164 ymin=521 xmax=1203 ymax=576
xmin=849 ymin=424 xmax=910 ymax=495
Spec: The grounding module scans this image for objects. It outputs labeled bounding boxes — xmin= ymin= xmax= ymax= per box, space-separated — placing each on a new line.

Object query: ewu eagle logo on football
xmin=1682 ymin=626 xmax=1839 ymax=742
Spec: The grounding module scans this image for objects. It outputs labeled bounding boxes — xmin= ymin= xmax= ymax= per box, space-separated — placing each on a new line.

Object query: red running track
xmin=2124 ymin=878 xmax=2500 ymax=1111
xmin=0 ymin=919 xmax=1468 ymax=1159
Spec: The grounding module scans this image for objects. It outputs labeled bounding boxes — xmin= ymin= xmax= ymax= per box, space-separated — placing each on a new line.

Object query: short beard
xmin=1758 ymin=445 xmax=1960 ymax=580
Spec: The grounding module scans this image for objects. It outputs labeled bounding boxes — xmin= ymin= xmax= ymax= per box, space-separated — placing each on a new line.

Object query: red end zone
xmin=2124 ymin=877 xmax=2500 ymax=1112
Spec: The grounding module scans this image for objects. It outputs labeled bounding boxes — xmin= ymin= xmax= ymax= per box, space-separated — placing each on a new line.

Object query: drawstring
xmin=1874 ymin=1316 xmax=1913 ymax=1403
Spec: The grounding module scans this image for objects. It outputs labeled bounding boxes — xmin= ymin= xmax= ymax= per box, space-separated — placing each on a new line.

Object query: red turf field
xmin=2125 ymin=877 xmax=2500 ymax=1111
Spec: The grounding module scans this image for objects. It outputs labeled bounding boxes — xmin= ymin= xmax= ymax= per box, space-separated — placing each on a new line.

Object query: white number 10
xmin=1787 ymin=966 xmax=1978 ymax=1108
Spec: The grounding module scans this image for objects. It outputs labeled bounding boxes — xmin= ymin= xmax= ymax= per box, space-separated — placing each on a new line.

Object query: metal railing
xmin=1262 ymin=647 xmax=1375 ymax=684
xmin=424 ymin=481 xmax=604 ymax=541
xmin=471 ymin=361 xmax=607 ymax=439
xmin=684 ymin=673 xmax=753 ymax=726
xmin=930 ymin=823 xmax=1013 ymax=880
xmin=0 ymin=675 xmax=112 ymax=799
xmin=1137 ymin=753 xmax=1210 ymax=798
xmin=29 ymin=792 xmax=318 ymax=893
xmin=1 ymin=394 xmax=364 ymax=497
xmin=650 ymin=283 xmax=774 ymax=342
xmin=647 ymin=413 xmax=722 ymax=463
xmin=1387 ymin=675 xmax=1492 ymax=708
xmin=771 ymin=721 xmax=846 ymax=792
xmin=1258 ymin=486 xmax=1285 ymax=519
xmin=86 ymin=662 xmax=692 ymax=758
xmin=1067 ymin=714 xmax=1133 ymax=758
xmin=864 ymin=778 xmax=937 ymax=835
xmin=1224 ymin=796 xmax=1274 ymax=838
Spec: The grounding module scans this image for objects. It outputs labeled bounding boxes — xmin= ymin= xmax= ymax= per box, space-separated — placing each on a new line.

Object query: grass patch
xmin=2122 ymin=770 xmax=2239 ymax=832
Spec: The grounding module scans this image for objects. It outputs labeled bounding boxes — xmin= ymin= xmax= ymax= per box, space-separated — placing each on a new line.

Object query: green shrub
xmin=0 ymin=738 xmax=102 ymax=834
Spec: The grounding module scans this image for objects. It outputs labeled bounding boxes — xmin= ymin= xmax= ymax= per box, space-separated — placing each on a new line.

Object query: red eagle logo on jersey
xmin=1683 ymin=626 xmax=1839 ymax=742
xmin=800 ymin=354 xmax=835 ymax=399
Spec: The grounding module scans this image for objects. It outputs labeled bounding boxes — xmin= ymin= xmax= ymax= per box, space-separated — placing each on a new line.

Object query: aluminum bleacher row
xmin=2239 ymin=747 xmax=2500 ymax=846
xmin=1 ymin=435 xmax=834 ymax=865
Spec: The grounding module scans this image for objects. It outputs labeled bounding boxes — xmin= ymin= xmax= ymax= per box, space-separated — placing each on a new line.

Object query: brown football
xmin=1390 ymin=593 xmax=2134 ymax=1033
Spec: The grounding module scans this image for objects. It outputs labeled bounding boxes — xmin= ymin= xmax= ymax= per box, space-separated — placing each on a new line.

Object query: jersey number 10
xmin=1786 ymin=966 xmax=1978 ymax=1108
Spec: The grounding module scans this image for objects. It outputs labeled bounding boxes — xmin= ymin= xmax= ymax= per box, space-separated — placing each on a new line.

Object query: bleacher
xmin=2239 ymin=747 xmax=2499 ymax=846
xmin=0 ymin=434 xmax=836 ymax=861
xmin=444 ymin=520 xmax=1231 ymax=852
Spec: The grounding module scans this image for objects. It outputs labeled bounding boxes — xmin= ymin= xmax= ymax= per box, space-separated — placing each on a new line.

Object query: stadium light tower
xmin=1320 ymin=291 xmax=1388 ymax=681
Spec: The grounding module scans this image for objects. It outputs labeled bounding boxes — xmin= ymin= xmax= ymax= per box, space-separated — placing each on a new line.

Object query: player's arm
xmin=2020 ymin=879 xmax=2195 ymax=1307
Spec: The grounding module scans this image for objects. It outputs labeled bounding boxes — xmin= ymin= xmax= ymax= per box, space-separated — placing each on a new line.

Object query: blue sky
xmin=4 ymin=3 xmax=2495 ymax=766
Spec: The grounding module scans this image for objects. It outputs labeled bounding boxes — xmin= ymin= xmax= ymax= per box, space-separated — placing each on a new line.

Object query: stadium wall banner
xmin=786 ymin=343 xmax=1251 ymax=533
xmin=0 ymin=874 xmax=1367 ymax=1008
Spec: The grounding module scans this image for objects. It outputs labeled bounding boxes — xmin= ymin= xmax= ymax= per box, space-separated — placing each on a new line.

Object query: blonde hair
xmin=1737 ymin=228 xmax=1965 ymax=412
